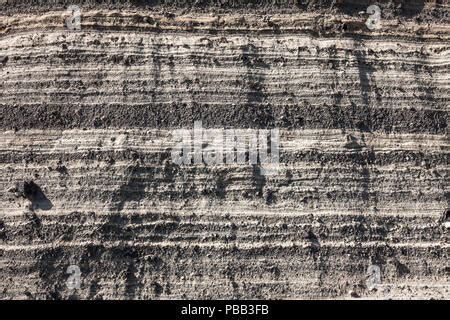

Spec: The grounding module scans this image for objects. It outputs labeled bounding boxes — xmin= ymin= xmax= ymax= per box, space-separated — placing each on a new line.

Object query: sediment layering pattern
xmin=0 ymin=1 xmax=449 ymax=299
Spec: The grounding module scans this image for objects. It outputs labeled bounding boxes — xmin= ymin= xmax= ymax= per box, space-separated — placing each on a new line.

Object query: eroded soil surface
xmin=0 ymin=0 xmax=449 ymax=299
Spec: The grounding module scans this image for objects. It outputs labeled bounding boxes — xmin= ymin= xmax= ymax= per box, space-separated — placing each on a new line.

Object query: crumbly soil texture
xmin=0 ymin=0 xmax=449 ymax=299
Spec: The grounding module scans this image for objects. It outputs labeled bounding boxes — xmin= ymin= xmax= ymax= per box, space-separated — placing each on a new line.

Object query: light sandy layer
xmin=0 ymin=3 xmax=449 ymax=300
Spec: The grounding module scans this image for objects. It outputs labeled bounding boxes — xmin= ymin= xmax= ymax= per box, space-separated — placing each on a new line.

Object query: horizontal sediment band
xmin=1 ymin=104 xmax=448 ymax=133
xmin=0 ymin=3 xmax=448 ymax=300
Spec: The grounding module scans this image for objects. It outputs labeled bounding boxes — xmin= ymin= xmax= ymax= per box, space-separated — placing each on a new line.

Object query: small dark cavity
xmin=23 ymin=181 xmax=53 ymax=211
